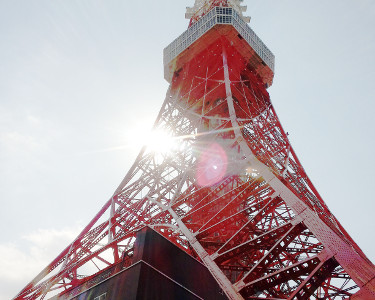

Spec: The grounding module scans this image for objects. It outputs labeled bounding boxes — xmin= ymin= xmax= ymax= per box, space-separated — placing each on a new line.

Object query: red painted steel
xmin=14 ymin=1 xmax=375 ymax=299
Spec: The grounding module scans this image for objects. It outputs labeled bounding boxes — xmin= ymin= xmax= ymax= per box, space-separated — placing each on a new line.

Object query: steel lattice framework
xmin=14 ymin=1 xmax=375 ymax=299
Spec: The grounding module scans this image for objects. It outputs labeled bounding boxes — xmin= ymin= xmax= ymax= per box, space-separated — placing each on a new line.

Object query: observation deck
xmin=163 ymin=6 xmax=275 ymax=87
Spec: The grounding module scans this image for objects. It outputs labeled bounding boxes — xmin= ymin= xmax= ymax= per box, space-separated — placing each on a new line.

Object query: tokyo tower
xmin=14 ymin=0 xmax=375 ymax=299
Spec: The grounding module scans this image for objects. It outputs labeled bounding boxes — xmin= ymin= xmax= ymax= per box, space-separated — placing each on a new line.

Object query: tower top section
xmin=186 ymin=0 xmax=250 ymax=25
xmin=164 ymin=2 xmax=275 ymax=87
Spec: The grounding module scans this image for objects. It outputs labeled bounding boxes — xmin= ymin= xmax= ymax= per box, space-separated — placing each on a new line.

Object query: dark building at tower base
xmin=53 ymin=227 xmax=228 ymax=300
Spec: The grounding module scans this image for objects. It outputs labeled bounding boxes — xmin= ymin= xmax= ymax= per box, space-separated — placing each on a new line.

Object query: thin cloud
xmin=0 ymin=226 xmax=82 ymax=300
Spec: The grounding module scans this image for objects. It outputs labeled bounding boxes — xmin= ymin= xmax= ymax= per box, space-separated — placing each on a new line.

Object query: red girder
xmin=14 ymin=3 xmax=375 ymax=299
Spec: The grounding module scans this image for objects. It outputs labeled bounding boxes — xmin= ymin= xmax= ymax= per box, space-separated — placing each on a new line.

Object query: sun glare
xmin=144 ymin=129 xmax=177 ymax=153
xmin=123 ymin=119 xmax=184 ymax=155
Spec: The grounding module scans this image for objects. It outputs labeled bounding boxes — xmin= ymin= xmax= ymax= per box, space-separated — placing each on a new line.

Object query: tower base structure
xmin=53 ymin=227 xmax=228 ymax=300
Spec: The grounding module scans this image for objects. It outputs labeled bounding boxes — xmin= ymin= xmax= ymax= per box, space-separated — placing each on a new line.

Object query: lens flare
xmin=196 ymin=143 xmax=228 ymax=187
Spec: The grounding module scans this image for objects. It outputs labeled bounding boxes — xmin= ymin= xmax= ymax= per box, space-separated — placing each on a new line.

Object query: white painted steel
xmin=187 ymin=0 xmax=249 ymax=22
xmin=222 ymin=49 xmax=375 ymax=289
xmin=164 ymin=6 xmax=275 ymax=81
xmin=168 ymin=208 xmax=245 ymax=300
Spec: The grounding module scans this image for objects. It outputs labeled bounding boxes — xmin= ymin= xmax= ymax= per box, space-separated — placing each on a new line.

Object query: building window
xmin=94 ymin=292 xmax=107 ymax=300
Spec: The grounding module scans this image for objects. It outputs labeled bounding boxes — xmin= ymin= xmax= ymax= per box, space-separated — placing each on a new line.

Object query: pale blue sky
xmin=1 ymin=1 xmax=375 ymax=299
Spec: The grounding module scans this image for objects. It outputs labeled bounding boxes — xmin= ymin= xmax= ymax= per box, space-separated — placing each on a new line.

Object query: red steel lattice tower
xmin=15 ymin=1 xmax=375 ymax=299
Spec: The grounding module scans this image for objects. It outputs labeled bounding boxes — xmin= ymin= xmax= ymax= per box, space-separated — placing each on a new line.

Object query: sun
xmin=122 ymin=119 xmax=181 ymax=155
xmin=144 ymin=128 xmax=178 ymax=153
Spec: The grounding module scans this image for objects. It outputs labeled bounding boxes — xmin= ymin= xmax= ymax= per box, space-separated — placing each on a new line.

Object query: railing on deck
xmin=164 ymin=6 xmax=275 ymax=72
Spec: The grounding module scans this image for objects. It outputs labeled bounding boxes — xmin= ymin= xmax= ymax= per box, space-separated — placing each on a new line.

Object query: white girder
xmin=221 ymin=48 xmax=375 ymax=290
xmin=14 ymin=12 xmax=375 ymax=297
xmin=186 ymin=0 xmax=250 ymax=23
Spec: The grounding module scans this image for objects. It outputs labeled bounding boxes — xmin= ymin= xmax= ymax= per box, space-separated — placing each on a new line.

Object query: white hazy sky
xmin=1 ymin=1 xmax=375 ymax=299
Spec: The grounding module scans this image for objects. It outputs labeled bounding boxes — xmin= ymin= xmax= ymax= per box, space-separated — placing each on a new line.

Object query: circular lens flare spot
xmin=196 ymin=143 xmax=227 ymax=187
